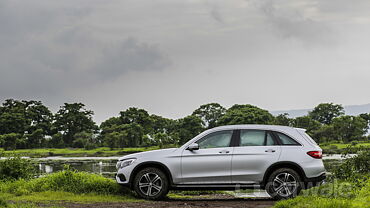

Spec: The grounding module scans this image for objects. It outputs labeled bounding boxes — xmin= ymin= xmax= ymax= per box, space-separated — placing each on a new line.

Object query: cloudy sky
xmin=1 ymin=0 xmax=370 ymax=123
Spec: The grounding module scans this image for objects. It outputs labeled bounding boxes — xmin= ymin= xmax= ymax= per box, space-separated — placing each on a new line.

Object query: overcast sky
xmin=1 ymin=0 xmax=370 ymax=123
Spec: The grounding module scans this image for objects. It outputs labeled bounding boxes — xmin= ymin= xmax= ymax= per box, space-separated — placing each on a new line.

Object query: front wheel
xmin=265 ymin=168 xmax=302 ymax=200
xmin=133 ymin=167 xmax=169 ymax=200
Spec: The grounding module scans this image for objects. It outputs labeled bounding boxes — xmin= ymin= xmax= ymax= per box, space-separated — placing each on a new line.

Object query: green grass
xmin=0 ymin=169 xmax=142 ymax=206
xmin=274 ymin=179 xmax=370 ymax=208
xmin=0 ymin=146 xmax=162 ymax=158
xmin=320 ymin=142 xmax=370 ymax=154
xmin=8 ymin=191 xmax=140 ymax=203
xmin=321 ymin=142 xmax=370 ymax=149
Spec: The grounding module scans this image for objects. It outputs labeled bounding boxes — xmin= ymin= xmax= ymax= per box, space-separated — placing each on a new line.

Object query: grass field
xmin=0 ymin=146 xmax=162 ymax=158
xmin=1 ymin=141 xmax=369 ymax=158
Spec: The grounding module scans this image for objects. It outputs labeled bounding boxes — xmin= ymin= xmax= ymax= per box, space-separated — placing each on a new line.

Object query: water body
xmin=29 ymin=154 xmax=348 ymax=179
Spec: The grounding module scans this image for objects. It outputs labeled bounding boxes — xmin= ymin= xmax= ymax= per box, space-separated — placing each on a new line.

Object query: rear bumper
xmin=305 ymin=172 xmax=326 ymax=183
xmin=304 ymin=173 xmax=326 ymax=188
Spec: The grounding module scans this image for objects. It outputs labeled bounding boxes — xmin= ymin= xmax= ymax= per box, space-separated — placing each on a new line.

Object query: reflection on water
xmin=37 ymin=159 xmax=118 ymax=178
xmin=33 ymin=154 xmax=346 ymax=179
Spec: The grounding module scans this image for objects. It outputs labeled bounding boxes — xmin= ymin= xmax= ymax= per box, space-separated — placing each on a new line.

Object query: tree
xmin=24 ymin=100 xmax=53 ymax=136
xmin=359 ymin=113 xmax=370 ymax=130
xmin=311 ymin=125 xmax=335 ymax=143
xmin=332 ymin=116 xmax=368 ymax=143
xmin=217 ymin=104 xmax=274 ymax=126
xmin=292 ymin=116 xmax=321 ymax=134
xmin=273 ymin=113 xmax=293 ymax=126
xmin=0 ymin=99 xmax=28 ymax=135
xmin=153 ymin=132 xmax=177 ymax=148
xmin=175 ymin=115 xmax=203 ymax=144
xmin=0 ymin=99 xmax=53 ymax=148
xmin=54 ymin=103 xmax=98 ymax=147
xmin=308 ymin=103 xmax=344 ymax=125
xmin=26 ymin=129 xmax=44 ymax=148
xmin=120 ymin=108 xmax=152 ymax=134
xmin=73 ymin=131 xmax=97 ymax=149
xmin=150 ymin=114 xmax=175 ymax=134
xmin=192 ymin=103 xmax=226 ymax=129
xmin=0 ymin=133 xmax=22 ymax=150
xmin=49 ymin=133 xmax=65 ymax=148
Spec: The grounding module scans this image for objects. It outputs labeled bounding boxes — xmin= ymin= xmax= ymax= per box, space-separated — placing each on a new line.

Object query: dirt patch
xmin=49 ymin=198 xmax=275 ymax=208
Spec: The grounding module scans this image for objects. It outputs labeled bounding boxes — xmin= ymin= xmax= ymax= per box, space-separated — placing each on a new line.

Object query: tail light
xmin=307 ymin=151 xmax=322 ymax=159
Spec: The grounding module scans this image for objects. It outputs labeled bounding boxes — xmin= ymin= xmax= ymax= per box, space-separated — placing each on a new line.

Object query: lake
xmin=33 ymin=154 xmax=346 ymax=179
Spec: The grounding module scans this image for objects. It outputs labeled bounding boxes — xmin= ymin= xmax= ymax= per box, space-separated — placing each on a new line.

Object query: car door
xmin=231 ymin=129 xmax=281 ymax=184
xmin=180 ymin=130 xmax=235 ymax=184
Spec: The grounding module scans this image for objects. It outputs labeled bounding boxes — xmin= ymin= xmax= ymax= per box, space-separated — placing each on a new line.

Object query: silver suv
xmin=116 ymin=125 xmax=326 ymax=200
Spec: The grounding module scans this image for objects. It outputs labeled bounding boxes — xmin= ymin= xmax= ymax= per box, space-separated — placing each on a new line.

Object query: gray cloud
xmin=254 ymin=0 xmax=334 ymax=44
xmin=1 ymin=0 xmax=370 ymax=123
xmin=0 ymin=0 xmax=170 ymax=99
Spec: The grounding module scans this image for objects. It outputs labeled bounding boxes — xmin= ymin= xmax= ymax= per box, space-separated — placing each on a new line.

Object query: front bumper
xmin=115 ymin=163 xmax=136 ymax=186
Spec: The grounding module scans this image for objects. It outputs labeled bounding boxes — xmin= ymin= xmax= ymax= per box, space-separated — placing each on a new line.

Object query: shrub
xmin=0 ymin=197 xmax=8 ymax=208
xmin=333 ymin=147 xmax=370 ymax=183
xmin=0 ymin=156 xmax=37 ymax=180
xmin=0 ymin=169 xmax=127 ymax=196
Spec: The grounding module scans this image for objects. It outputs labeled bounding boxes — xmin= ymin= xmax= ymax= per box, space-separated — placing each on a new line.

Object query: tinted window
xmin=240 ymin=130 xmax=265 ymax=146
xmin=266 ymin=132 xmax=276 ymax=146
xmin=197 ymin=130 xmax=233 ymax=149
xmin=276 ymin=132 xmax=301 ymax=145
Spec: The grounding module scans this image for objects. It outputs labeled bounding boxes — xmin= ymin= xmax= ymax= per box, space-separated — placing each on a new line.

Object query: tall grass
xmin=0 ymin=169 xmax=127 ymax=196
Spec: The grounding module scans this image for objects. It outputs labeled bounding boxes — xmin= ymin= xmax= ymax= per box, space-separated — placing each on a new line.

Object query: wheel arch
xmin=261 ymin=161 xmax=307 ymax=189
xmin=129 ymin=161 xmax=174 ymax=188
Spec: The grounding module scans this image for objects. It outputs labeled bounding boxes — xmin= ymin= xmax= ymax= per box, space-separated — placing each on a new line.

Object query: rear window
xmin=303 ymin=132 xmax=319 ymax=146
xmin=276 ymin=132 xmax=301 ymax=146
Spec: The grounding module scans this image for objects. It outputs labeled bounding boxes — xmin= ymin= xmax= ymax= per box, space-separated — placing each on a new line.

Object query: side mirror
xmin=186 ymin=143 xmax=199 ymax=151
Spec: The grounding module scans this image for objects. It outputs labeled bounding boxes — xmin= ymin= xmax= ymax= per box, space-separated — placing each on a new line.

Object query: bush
xmin=0 ymin=197 xmax=8 ymax=208
xmin=0 ymin=156 xmax=37 ymax=180
xmin=0 ymin=169 xmax=126 ymax=196
xmin=333 ymin=147 xmax=370 ymax=183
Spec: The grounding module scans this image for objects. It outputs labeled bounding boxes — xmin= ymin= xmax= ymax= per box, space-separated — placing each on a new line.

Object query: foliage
xmin=175 ymin=115 xmax=203 ymax=144
xmin=274 ymin=113 xmax=294 ymax=126
xmin=332 ymin=116 xmax=368 ymax=143
xmin=292 ymin=116 xmax=321 ymax=134
xmin=333 ymin=147 xmax=370 ymax=182
xmin=0 ymin=169 xmax=124 ymax=195
xmin=192 ymin=103 xmax=226 ymax=129
xmin=1 ymin=100 xmax=370 ymax=149
xmin=308 ymin=103 xmax=345 ymax=125
xmin=217 ymin=104 xmax=274 ymax=126
xmin=54 ymin=103 xmax=98 ymax=147
xmin=0 ymin=156 xmax=37 ymax=180
xmin=274 ymin=179 xmax=370 ymax=208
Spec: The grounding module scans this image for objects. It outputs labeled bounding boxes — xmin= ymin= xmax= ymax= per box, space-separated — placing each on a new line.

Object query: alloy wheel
xmin=272 ymin=172 xmax=298 ymax=197
xmin=139 ymin=172 xmax=163 ymax=196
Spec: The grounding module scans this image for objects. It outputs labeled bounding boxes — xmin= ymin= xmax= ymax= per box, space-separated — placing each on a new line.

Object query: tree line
xmin=0 ymin=99 xmax=369 ymax=150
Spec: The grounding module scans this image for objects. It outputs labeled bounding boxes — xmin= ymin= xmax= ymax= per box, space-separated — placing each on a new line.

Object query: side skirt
xmin=171 ymin=184 xmax=262 ymax=191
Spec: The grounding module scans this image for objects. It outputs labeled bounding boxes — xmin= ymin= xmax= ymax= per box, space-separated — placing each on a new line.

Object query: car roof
xmin=208 ymin=124 xmax=305 ymax=134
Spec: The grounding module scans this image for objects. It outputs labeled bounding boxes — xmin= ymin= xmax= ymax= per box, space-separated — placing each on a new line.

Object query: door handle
xmin=265 ymin=149 xmax=276 ymax=153
xmin=219 ymin=150 xmax=230 ymax=154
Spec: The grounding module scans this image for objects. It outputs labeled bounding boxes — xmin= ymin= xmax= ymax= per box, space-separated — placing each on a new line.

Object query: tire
xmin=265 ymin=168 xmax=302 ymax=200
xmin=133 ymin=167 xmax=169 ymax=200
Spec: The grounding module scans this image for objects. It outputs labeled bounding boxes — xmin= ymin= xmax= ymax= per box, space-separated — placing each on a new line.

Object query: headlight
xmin=116 ymin=158 xmax=136 ymax=169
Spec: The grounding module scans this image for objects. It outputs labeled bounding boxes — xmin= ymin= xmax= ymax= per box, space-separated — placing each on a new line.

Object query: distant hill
xmin=271 ymin=103 xmax=370 ymax=118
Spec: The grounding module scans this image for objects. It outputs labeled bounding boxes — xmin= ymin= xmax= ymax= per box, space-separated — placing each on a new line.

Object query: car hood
xmin=118 ymin=148 xmax=178 ymax=161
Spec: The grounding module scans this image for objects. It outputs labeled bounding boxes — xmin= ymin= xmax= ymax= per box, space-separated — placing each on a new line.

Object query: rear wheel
xmin=265 ymin=168 xmax=302 ymax=200
xmin=133 ymin=167 xmax=169 ymax=200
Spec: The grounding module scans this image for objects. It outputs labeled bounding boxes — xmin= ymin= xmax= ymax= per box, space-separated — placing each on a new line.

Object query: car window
xmin=266 ymin=132 xmax=276 ymax=146
xmin=276 ymin=132 xmax=301 ymax=145
xmin=197 ymin=130 xmax=233 ymax=149
xmin=240 ymin=130 xmax=266 ymax=146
